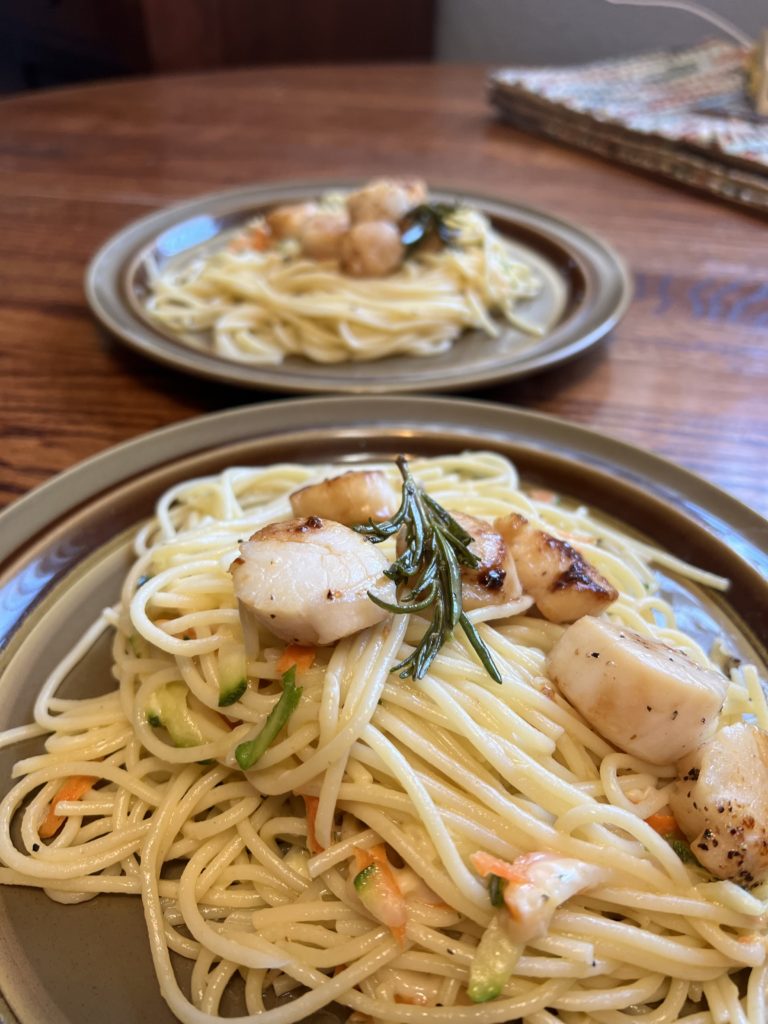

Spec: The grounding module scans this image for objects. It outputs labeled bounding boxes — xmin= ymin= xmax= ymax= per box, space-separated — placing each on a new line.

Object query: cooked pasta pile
xmin=145 ymin=207 xmax=542 ymax=364
xmin=1 ymin=453 xmax=767 ymax=1024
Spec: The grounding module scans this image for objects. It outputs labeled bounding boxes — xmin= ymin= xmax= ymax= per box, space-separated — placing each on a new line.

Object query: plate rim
xmin=1 ymin=394 xmax=767 ymax=1024
xmin=1 ymin=395 xmax=765 ymax=572
xmin=84 ymin=178 xmax=633 ymax=394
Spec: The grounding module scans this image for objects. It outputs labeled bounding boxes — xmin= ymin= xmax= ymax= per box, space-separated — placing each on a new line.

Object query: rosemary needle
xmin=400 ymin=203 xmax=459 ymax=254
xmin=355 ymin=456 xmax=502 ymax=683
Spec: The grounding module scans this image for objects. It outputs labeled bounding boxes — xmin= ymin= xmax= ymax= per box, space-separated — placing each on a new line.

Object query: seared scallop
xmin=265 ymin=202 xmax=319 ymax=240
xmin=346 ymin=178 xmax=427 ymax=224
xmin=547 ymin=616 xmax=727 ymax=764
xmin=290 ymin=470 xmax=398 ymax=527
xmin=670 ymin=723 xmax=768 ymax=886
xmin=231 ymin=517 xmax=394 ymax=646
xmin=339 ymin=221 xmax=405 ymax=277
xmin=448 ymin=512 xmax=522 ymax=611
xmin=495 ymin=513 xmax=617 ymax=623
xmin=299 ymin=210 xmax=350 ymax=260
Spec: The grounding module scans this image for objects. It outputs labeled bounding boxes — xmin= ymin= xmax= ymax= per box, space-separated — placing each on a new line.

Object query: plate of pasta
xmin=0 ymin=396 xmax=766 ymax=1024
xmin=85 ymin=180 xmax=631 ymax=393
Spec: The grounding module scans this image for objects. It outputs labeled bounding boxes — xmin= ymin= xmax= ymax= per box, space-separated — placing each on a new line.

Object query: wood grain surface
xmin=0 ymin=64 xmax=766 ymax=517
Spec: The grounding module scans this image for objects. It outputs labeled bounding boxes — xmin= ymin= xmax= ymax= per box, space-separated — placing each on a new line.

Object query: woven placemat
xmin=489 ymin=40 xmax=768 ymax=213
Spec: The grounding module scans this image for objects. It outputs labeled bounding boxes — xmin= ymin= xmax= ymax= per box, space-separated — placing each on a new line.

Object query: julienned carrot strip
xmin=249 ymin=226 xmax=271 ymax=251
xmin=645 ymin=813 xmax=680 ymax=836
xmin=230 ymin=226 xmax=271 ymax=253
xmin=277 ymin=645 xmax=316 ymax=674
xmin=39 ymin=776 xmax=97 ymax=839
xmin=470 ymin=851 xmax=528 ymax=885
xmin=303 ymin=795 xmax=324 ymax=854
xmin=368 ymin=846 xmax=408 ymax=948
xmin=529 ymin=488 xmax=557 ymax=504
xmin=354 ymin=847 xmax=373 ymax=873
xmin=369 ymin=845 xmax=400 ymax=889
xmin=352 ymin=844 xmax=407 ymax=946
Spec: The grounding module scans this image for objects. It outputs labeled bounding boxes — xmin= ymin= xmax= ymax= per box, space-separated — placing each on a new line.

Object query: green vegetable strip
xmin=219 ymin=679 xmax=247 ymax=708
xmin=235 ymin=667 xmax=302 ymax=771
xmin=468 ymin=913 xmax=522 ymax=1003
xmin=353 ymin=863 xmax=378 ymax=892
xmin=665 ymin=834 xmax=695 ymax=864
xmin=488 ymin=873 xmax=505 ymax=907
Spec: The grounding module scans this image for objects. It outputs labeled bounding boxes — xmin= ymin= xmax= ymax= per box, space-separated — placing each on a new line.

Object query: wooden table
xmin=1 ymin=64 xmax=766 ymax=516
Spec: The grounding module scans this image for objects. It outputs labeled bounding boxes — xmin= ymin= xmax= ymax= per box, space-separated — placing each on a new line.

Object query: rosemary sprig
xmin=355 ymin=456 xmax=502 ymax=683
xmin=400 ymin=203 xmax=459 ymax=254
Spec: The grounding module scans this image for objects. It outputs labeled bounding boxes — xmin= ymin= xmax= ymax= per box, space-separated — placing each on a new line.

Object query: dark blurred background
xmin=0 ymin=0 xmax=437 ymax=92
xmin=0 ymin=0 xmax=763 ymax=94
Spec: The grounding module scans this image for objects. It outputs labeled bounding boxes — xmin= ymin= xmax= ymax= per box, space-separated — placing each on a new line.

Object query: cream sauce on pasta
xmin=1 ymin=453 xmax=766 ymax=1024
xmin=145 ymin=208 xmax=542 ymax=365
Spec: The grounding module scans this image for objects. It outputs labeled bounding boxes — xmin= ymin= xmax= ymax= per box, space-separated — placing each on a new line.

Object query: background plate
xmin=0 ymin=396 xmax=766 ymax=1024
xmin=85 ymin=181 xmax=632 ymax=394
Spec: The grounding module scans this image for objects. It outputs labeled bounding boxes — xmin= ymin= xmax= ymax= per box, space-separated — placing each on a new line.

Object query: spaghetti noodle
xmin=1 ymin=453 xmax=766 ymax=1024
xmin=145 ymin=200 xmax=542 ymax=365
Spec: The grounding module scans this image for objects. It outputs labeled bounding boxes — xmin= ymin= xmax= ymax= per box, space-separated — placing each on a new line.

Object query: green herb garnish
xmin=235 ymin=667 xmax=302 ymax=770
xmin=400 ymin=203 xmax=459 ymax=254
xmin=354 ymin=456 xmax=502 ymax=683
